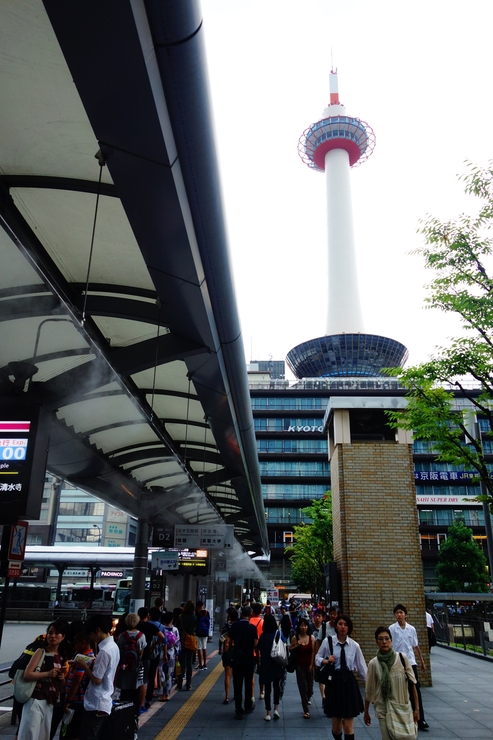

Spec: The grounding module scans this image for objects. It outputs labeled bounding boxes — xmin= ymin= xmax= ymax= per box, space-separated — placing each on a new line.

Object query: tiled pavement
xmin=1 ymin=646 xmax=493 ymax=740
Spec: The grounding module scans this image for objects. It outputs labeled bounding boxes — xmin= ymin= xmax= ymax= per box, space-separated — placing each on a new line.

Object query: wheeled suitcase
xmin=101 ymin=701 xmax=135 ymax=740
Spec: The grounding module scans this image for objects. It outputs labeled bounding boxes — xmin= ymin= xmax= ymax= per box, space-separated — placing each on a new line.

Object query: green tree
xmin=387 ymin=161 xmax=493 ymax=512
xmin=436 ymin=519 xmax=488 ymax=592
xmin=286 ymin=494 xmax=333 ymax=599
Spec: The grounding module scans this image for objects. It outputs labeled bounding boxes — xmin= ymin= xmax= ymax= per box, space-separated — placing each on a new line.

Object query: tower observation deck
xmin=287 ymin=70 xmax=407 ymax=378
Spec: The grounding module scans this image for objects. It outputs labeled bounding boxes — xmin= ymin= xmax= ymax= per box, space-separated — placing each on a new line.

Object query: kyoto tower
xmin=286 ymin=70 xmax=408 ymax=378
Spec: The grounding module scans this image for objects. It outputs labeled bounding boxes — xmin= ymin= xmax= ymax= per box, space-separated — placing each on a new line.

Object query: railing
xmin=3 ymin=606 xmax=112 ymax=622
xmin=0 ymin=667 xmax=15 ymax=725
xmin=431 ymin=611 xmax=493 ymax=658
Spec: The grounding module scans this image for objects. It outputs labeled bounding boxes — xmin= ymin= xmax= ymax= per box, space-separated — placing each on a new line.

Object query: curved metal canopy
xmin=0 ymin=0 xmax=268 ymax=555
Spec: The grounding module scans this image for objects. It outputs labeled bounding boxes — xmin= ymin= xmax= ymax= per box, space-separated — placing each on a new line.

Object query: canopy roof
xmin=0 ymin=0 xmax=268 ymax=555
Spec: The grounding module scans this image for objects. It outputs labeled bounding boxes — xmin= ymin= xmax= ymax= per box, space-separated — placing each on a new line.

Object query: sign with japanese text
xmin=151 ymin=550 xmax=179 ymax=571
xmin=174 ymin=524 xmax=234 ymax=549
xmin=7 ymin=561 xmax=21 ymax=578
xmin=0 ymin=405 xmax=51 ymax=523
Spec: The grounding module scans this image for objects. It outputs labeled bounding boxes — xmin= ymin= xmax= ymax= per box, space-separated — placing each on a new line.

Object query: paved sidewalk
xmin=1 ymin=646 xmax=493 ymax=739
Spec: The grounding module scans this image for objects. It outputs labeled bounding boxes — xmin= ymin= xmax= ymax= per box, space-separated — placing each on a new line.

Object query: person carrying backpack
xmin=195 ymin=601 xmax=211 ymax=670
xmin=115 ymin=613 xmax=146 ymax=725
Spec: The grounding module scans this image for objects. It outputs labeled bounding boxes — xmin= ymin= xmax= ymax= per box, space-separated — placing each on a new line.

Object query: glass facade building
xmin=249 ymin=364 xmax=489 ymax=593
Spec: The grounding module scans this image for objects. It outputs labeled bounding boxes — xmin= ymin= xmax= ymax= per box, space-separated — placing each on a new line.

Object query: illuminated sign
xmin=415 ymin=471 xmax=491 ymax=482
xmin=151 ymin=548 xmax=210 ymax=575
xmin=0 ymin=406 xmax=51 ymax=523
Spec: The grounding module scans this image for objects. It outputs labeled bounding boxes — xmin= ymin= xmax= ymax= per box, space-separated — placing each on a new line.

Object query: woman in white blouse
xmin=315 ymin=614 xmax=367 ymax=740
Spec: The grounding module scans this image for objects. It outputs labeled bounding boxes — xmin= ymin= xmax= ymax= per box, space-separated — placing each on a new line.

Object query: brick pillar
xmin=330 ymin=434 xmax=431 ymax=686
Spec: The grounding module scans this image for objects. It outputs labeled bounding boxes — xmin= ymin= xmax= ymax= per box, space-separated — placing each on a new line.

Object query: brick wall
xmin=331 ymin=441 xmax=431 ymax=685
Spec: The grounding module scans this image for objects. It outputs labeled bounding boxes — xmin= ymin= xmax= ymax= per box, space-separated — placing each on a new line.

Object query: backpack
xmin=119 ymin=630 xmax=143 ymax=671
xmin=196 ymin=611 xmax=210 ymax=637
xmin=9 ymin=635 xmax=47 ymax=679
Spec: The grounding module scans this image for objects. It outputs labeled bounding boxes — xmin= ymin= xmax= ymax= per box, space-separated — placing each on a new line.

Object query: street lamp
xmin=93 ymin=524 xmax=102 ymax=546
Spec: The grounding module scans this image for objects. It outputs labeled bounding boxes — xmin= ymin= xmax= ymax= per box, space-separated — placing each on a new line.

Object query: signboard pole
xmin=0 ymin=576 xmax=10 ymax=653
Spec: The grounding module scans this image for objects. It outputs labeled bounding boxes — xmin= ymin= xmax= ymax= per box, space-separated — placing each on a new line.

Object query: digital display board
xmin=151 ymin=548 xmax=210 ymax=576
xmin=177 ymin=548 xmax=209 ymax=575
xmin=0 ymin=405 xmax=51 ymax=524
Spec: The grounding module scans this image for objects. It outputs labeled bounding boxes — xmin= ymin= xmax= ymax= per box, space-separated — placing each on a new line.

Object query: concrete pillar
xmin=325 ymin=397 xmax=431 ymax=686
xmin=130 ymin=518 xmax=149 ymax=612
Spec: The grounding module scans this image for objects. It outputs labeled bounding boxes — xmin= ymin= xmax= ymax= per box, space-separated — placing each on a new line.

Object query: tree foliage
xmin=436 ymin=519 xmax=488 ymax=592
xmin=387 ymin=162 xmax=493 ymax=511
xmin=286 ymin=494 xmax=333 ymax=599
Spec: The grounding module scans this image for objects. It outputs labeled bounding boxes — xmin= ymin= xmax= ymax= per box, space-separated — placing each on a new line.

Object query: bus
xmin=0 ymin=583 xmax=53 ymax=609
xmin=113 ymin=577 xmax=150 ymax=617
xmin=56 ymin=583 xmax=115 ymax=611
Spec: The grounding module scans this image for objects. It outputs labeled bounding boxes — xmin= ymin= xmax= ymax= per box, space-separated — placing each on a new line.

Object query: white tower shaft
xmin=325 ymin=147 xmax=364 ymax=334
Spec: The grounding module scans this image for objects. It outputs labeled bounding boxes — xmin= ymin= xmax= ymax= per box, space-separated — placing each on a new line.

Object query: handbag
xmin=270 ymin=630 xmax=288 ymax=666
xmin=318 ymin=635 xmax=335 ymax=684
xmin=179 ymin=615 xmax=197 ymax=651
xmin=386 ymin=699 xmax=417 ymax=740
xmin=182 ymin=632 xmax=197 ymax=651
xmin=13 ymin=649 xmax=45 ymax=704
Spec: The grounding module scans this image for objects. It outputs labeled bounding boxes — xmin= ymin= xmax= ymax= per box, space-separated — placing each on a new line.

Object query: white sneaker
xmin=273 ymin=710 xmax=280 ymax=720
xmin=259 ymin=692 xmax=265 ymax=700
xmin=264 ymin=714 xmax=271 ymax=722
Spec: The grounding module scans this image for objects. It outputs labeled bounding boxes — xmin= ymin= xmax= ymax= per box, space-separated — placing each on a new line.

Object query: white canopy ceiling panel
xmin=12 ymin=190 xmax=152 ymax=289
xmin=88 ymin=424 xmax=160 ymax=456
xmin=0 ymin=1 xmax=113 ymax=184
xmin=0 ymin=234 xmax=46 ymax=289
xmin=57 ymin=394 xmax=143 ymax=435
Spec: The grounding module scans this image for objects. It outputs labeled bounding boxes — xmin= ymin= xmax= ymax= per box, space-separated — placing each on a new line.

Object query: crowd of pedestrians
xmin=10 ymin=595 xmax=429 ymax=740
xmin=220 ymin=596 xmax=429 ymax=740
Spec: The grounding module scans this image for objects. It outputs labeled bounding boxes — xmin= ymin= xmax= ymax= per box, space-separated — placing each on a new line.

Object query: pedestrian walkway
xmin=1 ymin=646 xmax=493 ymax=739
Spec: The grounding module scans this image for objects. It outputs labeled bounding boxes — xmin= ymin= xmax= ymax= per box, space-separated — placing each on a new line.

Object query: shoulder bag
xmin=13 ymin=649 xmax=45 ymax=704
xmin=318 ymin=635 xmax=335 ymax=684
xmin=385 ymin=654 xmax=417 ymax=740
xmin=270 ymin=630 xmax=288 ymax=666
xmin=179 ymin=615 xmax=197 ymax=651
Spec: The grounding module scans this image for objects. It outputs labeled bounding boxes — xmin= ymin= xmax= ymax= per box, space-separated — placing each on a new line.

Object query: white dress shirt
xmin=83 ymin=636 xmax=120 ymax=714
xmin=315 ymin=635 xmax=367 ymax=680
xmin=388 ymin=621 xmax=419 ymax=666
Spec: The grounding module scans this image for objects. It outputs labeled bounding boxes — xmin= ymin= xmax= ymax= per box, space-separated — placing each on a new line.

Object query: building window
xmin=251 ymin=397 xmax=328 ymax=411
xmin=257 ymin=439 xmax=327 ymax=454
xmin=262 ymin=484 xmax=327 ymax=499
xmin=260 ymin=461 xmax=330 ymax=477
xmin=26 ymin=534 xmax=43 ymax=545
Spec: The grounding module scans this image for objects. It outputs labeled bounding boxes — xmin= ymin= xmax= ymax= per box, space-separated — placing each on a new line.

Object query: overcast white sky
xmin=200 ymin=0 xmax=492 ymax=374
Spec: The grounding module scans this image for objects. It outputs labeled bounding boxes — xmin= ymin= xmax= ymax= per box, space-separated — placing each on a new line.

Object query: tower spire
xmin=329 ymin=68 xmax=339 ymax=105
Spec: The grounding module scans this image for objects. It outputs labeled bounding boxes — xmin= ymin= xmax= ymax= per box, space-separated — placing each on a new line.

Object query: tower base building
xmin=325 ymin=397 xmax=430 ymax=681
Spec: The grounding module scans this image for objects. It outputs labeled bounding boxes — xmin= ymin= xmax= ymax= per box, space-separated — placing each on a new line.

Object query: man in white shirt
xmin=77 ymin=615 xmax=120 ymax=740
xmin=389 ymin=603 xmax=429 ymax=732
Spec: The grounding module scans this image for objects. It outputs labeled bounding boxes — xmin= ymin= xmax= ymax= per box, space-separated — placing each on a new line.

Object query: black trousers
xmin=232 ymin=665 xmax=254 ymax=714
xmin=411 ymin=665 xmax=426 ymax=723
xmin=263 ymin=679 xmax=280 ymax=711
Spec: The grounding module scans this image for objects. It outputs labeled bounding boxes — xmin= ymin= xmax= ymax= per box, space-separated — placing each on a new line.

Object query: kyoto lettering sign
xmin=287 ymin=425 xmax=323 ymax=432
